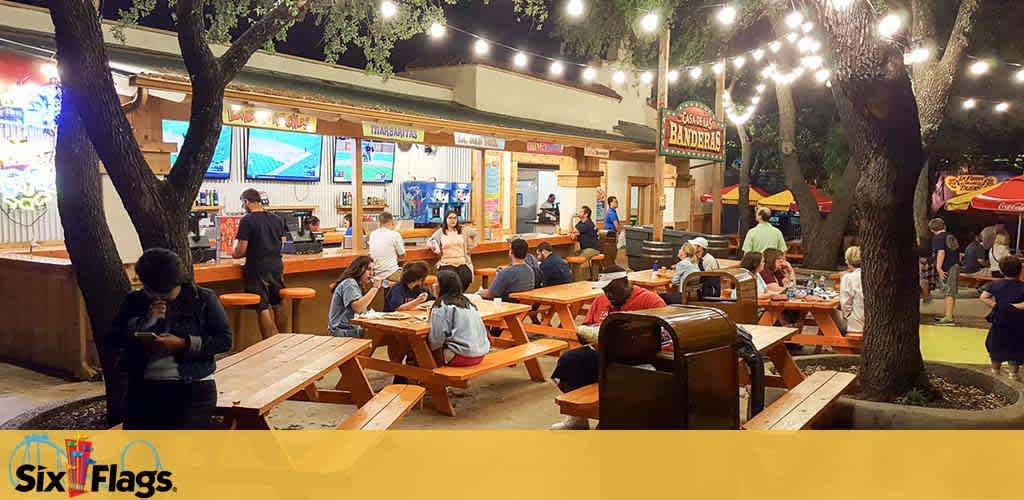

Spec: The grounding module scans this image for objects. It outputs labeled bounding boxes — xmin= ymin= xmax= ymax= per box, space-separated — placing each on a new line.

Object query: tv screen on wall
xmin=333 ymin=137 xmax=396 ymax=183
xmin=245 ymin=128 xmax=322 ymax=182
xmin=161 ymin=119 xmax=232 ymax=179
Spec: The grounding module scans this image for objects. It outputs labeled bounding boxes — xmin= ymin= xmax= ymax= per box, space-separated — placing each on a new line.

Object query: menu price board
xmin=483 ymin=151 xmax=502 ymax=228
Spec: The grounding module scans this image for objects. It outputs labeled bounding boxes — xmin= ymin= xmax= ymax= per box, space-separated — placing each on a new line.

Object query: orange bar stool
xmin=424 ymin=274 xmax=438 ymax=296
xmin=279 ymin=287 xmax=317 ymax=333
xmin=219 ymin=292 xmax=261 ymax=350
xmin=589 ymin=254 xmax=606 ymax=280
xmin=565 ymin=256 xmax=587 ymax=282
xmin=474 ymin=267 xmax=497 ymax=291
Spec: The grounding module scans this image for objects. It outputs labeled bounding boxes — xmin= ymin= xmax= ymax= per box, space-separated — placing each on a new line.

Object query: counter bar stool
xmin=219 ymin=292 xmax=262 ymax=349
xmin=565 ymin=256 xmax=587 ymax=282
xmin=474 ymin=267 xmax=497 ymax=291
xmin=589 ymin=254 xmax=606 ymax=281
xmin=278 ymin=287 xmax=317 ymax=333
xmin=424 ymin=274 xmax=438 ymax=296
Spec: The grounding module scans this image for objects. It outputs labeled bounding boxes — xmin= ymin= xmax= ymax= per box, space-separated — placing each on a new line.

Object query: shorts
xmin=442 ymin=349 xmax=485 ymax=367
xmin=244 ymin=270 xmax=285 ymax=310
xmin=551 ymin=346 xmax=599 ymax=392
xmin=938 ymin=264 xmax=960 ymax=297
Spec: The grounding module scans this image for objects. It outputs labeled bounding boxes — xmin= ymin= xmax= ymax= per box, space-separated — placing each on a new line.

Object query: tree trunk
xmin=814 ymin=0 xmax=928 ymax=401
xmin=736 ymin=121 xmax=753 ymax=242
xmin=55 ymin=90 xmax=132 ymax=426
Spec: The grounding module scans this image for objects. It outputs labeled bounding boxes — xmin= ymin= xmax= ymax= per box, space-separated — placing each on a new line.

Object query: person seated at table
xmin=429 ymin=210 xmax=477 ymax=274
xmin=731 ymin=251 xmax=769 ymax=299
xmin=328 ymin=256 xmax=383 ymax=338
xmin=661 ymin=242 xmax=700 ymax=305
xmin=979 ymin=256 xmax=1024 ymax=381
xmin=835 ymin=246 xmax=864 ymax=334
xmin=690 ymin=237 xmax=721 ymax=298
xmin=550 ymin=266 xmax=666 ymax=430
xmin=384 ymin=261 xmax=435 ymax=312
xmin=961 ymin=232 xmax=989 ymax=275
xmin=761 ymin=247 xmax=796 ymax=288
xmin=109 ymin=248 xmax=232 ymax=430
xmin=570 ymin=206 xmax=602 ymax=274
xmin=479 ymin=238 xmax=536 ymax=301
xmin=428 ymin=269 xmax=492 ymax=367
xmin=369 ymin=212 xmax=406 ymax=283
xmin=439 ymin=264 xmax=474 ymax=293
xmin=990 ymin=233 xmax=1012 ymax=278
xmin=307 ymin=215 xmax=321 ymax=233
xmin=537 ymin=242 xmax=572 ymax=286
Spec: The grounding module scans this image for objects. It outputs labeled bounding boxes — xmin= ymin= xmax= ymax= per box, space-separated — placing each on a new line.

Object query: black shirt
xmin=576 ymin=219 xmax=600 ymax=251
xmin=931 ymin=231 xmax=960 ymax=273
xmin=540 ymin=253 xmax=572 ymax=286
xmin=236 ymin=211 xmax=287 ymax=274
xmin=383 ymin=283 xmax=435 ymax=312
xmin=962 ymin=241 xmax=987 ymax=273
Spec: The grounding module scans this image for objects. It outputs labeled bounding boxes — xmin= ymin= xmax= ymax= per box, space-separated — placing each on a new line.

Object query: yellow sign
xmin=223 ymin=105 xmax=316 ymax=133
xmin=361 ymin=122 xmax=424 ymax=143
xmin=943 ymin=174 xmax=999 ymax=194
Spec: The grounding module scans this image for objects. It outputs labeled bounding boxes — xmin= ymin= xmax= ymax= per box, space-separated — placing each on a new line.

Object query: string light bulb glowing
xmin=801 ymin=55 xmax=824 ymax=70
xmin=815 ymin=69 xmax=831 ymax=83
xmin=995 ymin=101 xmax=1010 ymax=113
xmin=640 ymin=12 xmax=659 ymax=32
xmin=712 ymin=62 xmax=725 ymax=74
xmin=968 ymin=60 xmax=990 ymax=76
xmin=612 ymin=70 xmax=626 ymax=85
xmin=905 ymin=47 xmax=930 ymax=64
xmin=428 ymin=22 xmax=446 ymax=38
xmin=717 ymin=5 xmax=737 ymax=25
xmin=474 ymin=39 xmax=490 ymax=56
xmin=733 ymin=56 xmax=746 ymax=69
xmin=752 ymin=49 xmax=765 ymax=61
xmin=1016 ymin=69 xmax=1024 ymax=83
xmin=667 ymin=69 xmax=680 ymax=83
xmin=878 ymin=14 xmax=903 ymax=39
xmin=380 ymin=0 xmax=398 ymax=19
xmin=785 ymin=11 xmax=804 ymax=29
xmin=962 ymin=98 xmax=977 ymax=109
xmin=40 ymin=63 xmax=58 ymax=80
xmin=755 ymin=83 xmax=766 ymax=92
xmin=786 ymin=32 xmax=799 ymax=43
xmin=801 ymin=22 xmax=814 ymax=33
xmin=550 ymin=60 xmax=565 ymax=76
xmin=566 ymin=0 xmax=584 ymax=17
xmin=798 ymin=36 xmax=817 ymax=53
xmin=689 ymin=67 xmax=703 ymax=79
xmin=769 ymin=41 xmax=782 ymax=53
xmin=513 ymin=51 xmax=528 ymax=67
xmin=640 ymin=71 xmax=654 ymax=84
xmin=582 ymin=67 xmax=597 ymax=81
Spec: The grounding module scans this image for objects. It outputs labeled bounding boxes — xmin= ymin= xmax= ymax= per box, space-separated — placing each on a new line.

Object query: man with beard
xmin=233 ymin=188 xmax=288 ymax=339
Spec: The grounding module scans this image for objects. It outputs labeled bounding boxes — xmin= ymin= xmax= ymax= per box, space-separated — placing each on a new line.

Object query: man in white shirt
xmin=368 ymin=212 xmax=406 ymax=282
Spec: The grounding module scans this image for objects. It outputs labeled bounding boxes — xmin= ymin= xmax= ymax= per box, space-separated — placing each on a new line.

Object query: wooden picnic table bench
xmin=510 ymin=281 xmax=603 ymax=348
xmin=757 ymin=296 xmax=861 ymax=353
xmin=214 ymin=334 xmax=424 ymax=430
xmin=353 ymin=298 xmax=568 ymax=416
xmin=628 ymin=269 xmax=675 ymax=292
xmin=554 ymin=325 xmax=805 ymax=421
xmin=742 ymin=370 xmax=856 ymax=430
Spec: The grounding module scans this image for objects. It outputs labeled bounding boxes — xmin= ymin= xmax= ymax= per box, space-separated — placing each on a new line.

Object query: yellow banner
xmin=223 ymin=105 xmax=317 ymax=133
xmin=361 ymin=122 xmax=424 ymax=143
xmin=1 ymin=431 xmax=1020 ymax=500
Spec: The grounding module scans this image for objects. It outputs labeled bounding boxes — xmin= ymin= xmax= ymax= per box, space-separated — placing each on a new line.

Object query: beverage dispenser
xmin=427 ymin=182 xmax=451 ymax=224
xmin=448 ymin=182 xmax=471 ymax=222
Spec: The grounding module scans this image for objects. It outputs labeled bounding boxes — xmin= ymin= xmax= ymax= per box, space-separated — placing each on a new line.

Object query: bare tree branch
xmin=219 ymin=0 xmax=310 ymax=81
xmin=175 ymin=0 xmax=221 ymax=84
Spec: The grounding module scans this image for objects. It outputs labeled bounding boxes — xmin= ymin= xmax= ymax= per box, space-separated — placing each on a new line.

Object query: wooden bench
xmin=554 ymin=383 xmax=599 ymax=420
xmin=434 ymin=339 xmax=567 ymax=385
xmin=337 ymin=384 xmax=425 ymax=430
xmin=742 ymin=370 xmax=855 ymax=430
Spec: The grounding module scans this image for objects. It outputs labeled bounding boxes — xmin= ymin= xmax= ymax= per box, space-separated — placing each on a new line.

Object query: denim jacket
xmin=107 ymin=283 xmax=232 ymax=383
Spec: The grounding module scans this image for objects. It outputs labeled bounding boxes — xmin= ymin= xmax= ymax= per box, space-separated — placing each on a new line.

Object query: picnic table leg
xmin=763 ymin=344 xmax=805 ymax=388
xmin=409 ymin=337 xmax=456 ymax=416
xmin=810 ymin=310 xmax=856 ymax=355
xmin=554 ymin=304 xmax=582 ymax=347
xmin=228 ymin=414 xmax=272 ymax=430
xmin=336 ymin=357 xmax=375 ymax=406
xmin=758 ymin=307 xmax=781 ymax=326
xmin=503 ymin=313 xmax=546 ymax=382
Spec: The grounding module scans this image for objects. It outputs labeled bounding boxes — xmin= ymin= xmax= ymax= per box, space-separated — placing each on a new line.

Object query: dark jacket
xmin=539 ymin=253 xmax=572 ymax=286
xmin=107 ymin=282 xmax=232 ymax=383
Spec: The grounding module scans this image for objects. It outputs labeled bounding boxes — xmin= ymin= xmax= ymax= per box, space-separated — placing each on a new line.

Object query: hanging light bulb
xmin=582 ymin=67 xmax=597 ymax=81
xmin=474 ymin=39 xmax=490 ymax=56
xmin=825 ymin=80 xmax=832 ymax=88
xmin=752 ymin=49 xmax=765 ymax=61
xmin=566 ymin=0 xmax=584 ymax=17
xmin=801 ymin=22 xmax=814 ymax=33
xmin=428 ymin=22 xmax=446 ymax=39
xmin=878 ymin=14 xmax=903 ymax=39
xmin=717 ymin=5 xmax=737 ymax=25
xmin=815 ymin=69 xmax=831 ymax=83
xmin=380 ymin=0 xmax=398 ymax=19
xmin=667 ymin=69 xmax=680 ymax=83
xmin=769 ymin=41 xmax=783 ymax=53
xmin=785 ymin=11 xmax=804 ymax=29
xmin=968 ymin=60 xmax=990 ymax=76
xmin=801 ymin=56 xmax=824 ymax=70
xmin=513 ymin=51 xmax=528 ymax=68
xmin=640 ymin=71 xmax=654 ymax=84
xmin=1015 ymin=68 xmax=1024 ymax=83
xmin=612 ymin=70 xmax=626 ymax=85
xmin=962 ymin=98 xmax=977 ymax=110
xmin=550 ymin=60 xmax=565 ymax=76
xmin=995 ymin=101 xmax=1010 ymax=113
xmin=689 ymin=67 xmax=703 ymax=79
xmin=733 ymin=56 xmax=746 ymax=69
xmin=640 ymin=12 xmax=659 ymax=32
xmin=761 ymin=64 xmax=777 ymax=78
xmin=755 ymin=83 xmax=766 ymax=93
xmin=751 ymin=96 xmax=761 ymax=104
xmin=712 ymin=62 xmax=725 ymax=74
xmin=786 ymin=32 xmax=799 ymax=43
xmin=40 ymin=63 xmax=58 ymax=80
xmin=798 ymin=36 xmax=816 ymax=53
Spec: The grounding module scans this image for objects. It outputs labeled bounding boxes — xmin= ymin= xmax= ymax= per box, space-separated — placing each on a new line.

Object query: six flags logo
xmin=9 ymin=434 xmax=174 ymax=498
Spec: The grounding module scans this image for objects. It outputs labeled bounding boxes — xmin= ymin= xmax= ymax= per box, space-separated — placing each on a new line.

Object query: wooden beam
xmin=712 ymin=64 xmax=725 ymax=234
xmin=471 ymin=150 xmax=484 ymax=226
xmin=652 ymin=27 xmax=670 ymax=241
xmin=353 ymin=137 xmax=365 ymax=252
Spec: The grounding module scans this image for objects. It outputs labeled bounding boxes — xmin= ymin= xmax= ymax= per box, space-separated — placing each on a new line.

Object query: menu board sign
xmin=454 ymin=132 xmax=506 ymax=150
xmin=943 ymin=174 xmax=999 ymax=194
xmin=584 ymin=147 xmax=610 ymax=158
xmin=659 ymin=101 xmax=725 ymax=162
xmin=483 ymin=151 xmax=503 ymax=228
xmin=223 ymin=105 xmax=316 ymax=133
xmin=526 ymin=141 xmax=564 ymax=155
xmin=362 ymin=122 xmax=425 ymax=143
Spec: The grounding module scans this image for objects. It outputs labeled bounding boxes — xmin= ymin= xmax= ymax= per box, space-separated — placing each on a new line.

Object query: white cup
xmin=493 ymin=297 xmax=502 ymax=303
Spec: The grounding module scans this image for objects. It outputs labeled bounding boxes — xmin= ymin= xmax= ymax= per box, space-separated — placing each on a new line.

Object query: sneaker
xmin=549 ymin=416 xmax=590 ymax=430
xmin=934 ymin=317 xmax=955 ymax=325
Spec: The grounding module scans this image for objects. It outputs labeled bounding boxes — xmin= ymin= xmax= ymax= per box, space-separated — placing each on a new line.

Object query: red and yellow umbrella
xmin=699 ymin=184 xmax=770 ymax=205
xmin=970 ymin=176 xmax=1024 ymax=252
xmin=758 ymin=186 xmax=833 ymax=213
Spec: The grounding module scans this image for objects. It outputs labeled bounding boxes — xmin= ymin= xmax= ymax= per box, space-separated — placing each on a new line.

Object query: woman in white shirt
xmin=839 ymin=246 xmax=864 ymax=333
xmin=990 ymin=233 xmax=1012 ymax=277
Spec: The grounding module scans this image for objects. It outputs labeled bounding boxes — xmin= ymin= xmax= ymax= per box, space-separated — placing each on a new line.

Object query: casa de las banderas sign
xmin=659 ymin=101 xmax=725 ymax=162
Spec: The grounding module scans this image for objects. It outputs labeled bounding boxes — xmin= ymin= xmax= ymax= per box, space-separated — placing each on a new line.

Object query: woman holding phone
xmin=108 ymin=248 xmax=232 ymax=429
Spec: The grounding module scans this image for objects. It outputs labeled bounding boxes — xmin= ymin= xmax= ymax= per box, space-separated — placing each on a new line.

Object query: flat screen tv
xmin=161 ymin=119 xmax=232 ymax=179
xmin=333 ymin=137 xmax=396 ymax=183
xmin=245 ymin=128 xmax=322 ymax=182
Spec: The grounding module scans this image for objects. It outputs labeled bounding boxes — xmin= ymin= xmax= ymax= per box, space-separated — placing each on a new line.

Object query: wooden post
xmin=652 ymin=27 xmax=670 ymax=241
xmin=471 ymin=149 xmax=484 ymax=227
xmin=353 ymin=138 xmax=365 ymax=252
xmin=712 ymin=63 xmax=725 ymax=234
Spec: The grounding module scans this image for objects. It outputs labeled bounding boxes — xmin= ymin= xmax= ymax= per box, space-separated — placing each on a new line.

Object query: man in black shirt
xmin=537 ymin=242 xmax=572 ymax=286
xmin=571 ymin=205 xmax=601 ymax=277
xmin=233 ymin=188 xmax=288 ymax=338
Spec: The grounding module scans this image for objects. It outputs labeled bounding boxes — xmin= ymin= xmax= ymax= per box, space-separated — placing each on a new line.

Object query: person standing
xmin=540 ymin=194 xmax=557 ymax=210
xmin=929 ymin=218 xmax=961 ymax=325
xmin=109 ymin=248 xmax=232 ymax=429
xmin=604 ymin=196 xmax=622 ymax=232
xmin=741 ymin=207 xmax=788 ymax=253
xmin=979 ymin=256 xmax=1024 ymax=381
xmin=478 ymin=239 xmax=536 ymax=301
xmin=537 ymin=242 xmax=572 ymax=286
xmin=233 ymin=188 xmax=288 ymax=339
xmin=429 ymin=211 xmax=477 ymax=274
xmin=838 ymin=246 xmax=864 ymax=333
xmin=368 ymin=212 xmax=406 ymax=283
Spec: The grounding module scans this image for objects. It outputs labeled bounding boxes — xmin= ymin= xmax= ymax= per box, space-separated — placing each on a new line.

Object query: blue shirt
xmin=328 ymin=278 xmax=364 ymax=337
xmin=604 ymin=207 xmax=619 ymax=231
xmin=540 ymin=253 xmax=572 ymax=286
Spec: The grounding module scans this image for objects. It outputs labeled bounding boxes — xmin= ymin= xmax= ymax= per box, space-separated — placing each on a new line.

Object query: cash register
xmin=188 ymin=211 xmax=217 ymax=263
xmin=282 ymin=209 xmax=324 ymax=255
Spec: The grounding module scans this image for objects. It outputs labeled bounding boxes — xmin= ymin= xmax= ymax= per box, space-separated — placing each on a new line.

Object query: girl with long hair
xmin=429 ymin=211 xmax=477 ymax=273
xmin=428 ymin=269 xmax=490 ymax=367
xmin=328 ymin=256 xmax=381 ymax=337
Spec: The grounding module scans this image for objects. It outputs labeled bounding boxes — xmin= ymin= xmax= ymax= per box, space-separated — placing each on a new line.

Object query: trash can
xmin=597 ymin=305 xmax=739 ymax=429
xmin=599 ymin=230 xmax=618 ymax=264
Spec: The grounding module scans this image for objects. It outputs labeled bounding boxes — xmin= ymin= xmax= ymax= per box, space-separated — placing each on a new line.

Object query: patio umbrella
xmin=699 ymin=184 xmax=770 ymax=205
xmin=970 ymin=175 xmax=1024 ymax=253
xmin=944 ymin=183 xmax=1001 ymax=211
xmin=758 ymin=186 xmax=833 ymax=213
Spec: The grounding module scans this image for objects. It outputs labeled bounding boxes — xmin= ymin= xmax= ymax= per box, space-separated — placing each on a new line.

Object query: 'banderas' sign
xmin=659 ymin=101 xmax=725 ymax=162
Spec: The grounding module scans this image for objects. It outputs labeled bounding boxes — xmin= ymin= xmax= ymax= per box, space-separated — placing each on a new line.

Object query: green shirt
xmin=742 ymin=222 xmax=788 ymax=253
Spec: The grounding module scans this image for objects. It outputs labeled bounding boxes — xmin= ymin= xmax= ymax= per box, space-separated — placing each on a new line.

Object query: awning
xmin=970 ymin=176 xmax=1024 ymax=253
xmin=944 ymin=183 xmax=1002 ymax=211
xmin=758 ymin=186 xmax=833 ymax=213
xmin=699 ymin=184 xmax=770 ymax=205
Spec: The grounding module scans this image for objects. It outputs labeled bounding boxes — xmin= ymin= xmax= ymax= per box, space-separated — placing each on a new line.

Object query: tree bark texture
xmin=55 ymin=89 xmax=131 ymax=425
xmin=735 ymin=121 xmax=753 ymax=242
xmin=813 ymin=0 xmax=928 ymax=401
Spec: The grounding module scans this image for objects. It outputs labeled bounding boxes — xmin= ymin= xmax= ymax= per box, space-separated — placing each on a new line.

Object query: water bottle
xmin=652 ymin=261 xmax=660 ymax=272
xmin=198 ymin=190 xmax=207 ymax=206
xmin=818 ymin=275 xmax=827 ymax=291
xmin=807 ymin=273 xmax=815 ymax=289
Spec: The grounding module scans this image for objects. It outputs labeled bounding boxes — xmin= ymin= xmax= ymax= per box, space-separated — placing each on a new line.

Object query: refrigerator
xmin=516 ymin=169 xmax=539 ymax=234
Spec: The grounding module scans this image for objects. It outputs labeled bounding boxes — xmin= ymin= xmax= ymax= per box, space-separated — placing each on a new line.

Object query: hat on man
xmin=688 ymin=237 xmax=710 ymax=249
xmin=592 ymin=265 xmax=629 ymax=289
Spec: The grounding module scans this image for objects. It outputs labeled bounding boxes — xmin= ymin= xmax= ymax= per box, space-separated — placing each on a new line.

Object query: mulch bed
xmin=802 ymin=364 xmax=1011 ymax=410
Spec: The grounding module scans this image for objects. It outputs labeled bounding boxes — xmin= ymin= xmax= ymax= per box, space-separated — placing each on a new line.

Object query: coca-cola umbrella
xmin=970 ymin=175 xmax=1024 ymax=253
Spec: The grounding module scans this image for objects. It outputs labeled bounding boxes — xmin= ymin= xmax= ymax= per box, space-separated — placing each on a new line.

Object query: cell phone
xmin=134 ymin=332 xmax=158 ymax=341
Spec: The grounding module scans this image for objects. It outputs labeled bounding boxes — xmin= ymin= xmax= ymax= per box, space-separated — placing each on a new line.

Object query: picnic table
xmin=628 ymin=269 xmax=675 ymax=291
xmin=213 ymin=334 xmax=424 ymax=429
xmin=352 ymin=298 xmax=567 ymax=416
xmin=757 ymin=297 xmax=861 ymax=353
xmin=510 ymin=281 xmax=603 ymax=348
xmin=555 ymin=325 xmax=807 ymax=420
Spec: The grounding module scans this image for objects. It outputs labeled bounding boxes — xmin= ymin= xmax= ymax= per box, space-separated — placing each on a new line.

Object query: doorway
xmin=516 ymin=165 xmax=559 ymax=234
xmin=626 ymin=176 xmax=654 ymax=226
